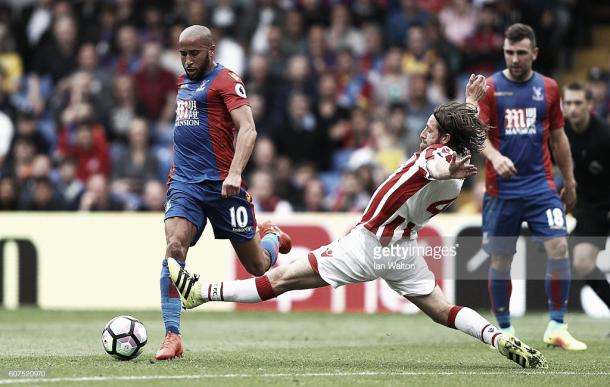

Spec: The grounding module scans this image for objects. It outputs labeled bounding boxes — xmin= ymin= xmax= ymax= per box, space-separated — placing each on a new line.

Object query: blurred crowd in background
xmin=0 ymin=0 xmax=605 ymax=213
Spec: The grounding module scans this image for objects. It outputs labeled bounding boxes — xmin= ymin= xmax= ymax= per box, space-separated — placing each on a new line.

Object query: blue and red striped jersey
xmin=169 ymin=64 xmax=250 ymax=183
xmin=478 ymin=71 xmax=564 ymax=198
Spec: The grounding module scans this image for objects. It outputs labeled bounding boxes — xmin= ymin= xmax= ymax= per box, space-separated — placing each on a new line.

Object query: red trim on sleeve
xmin=541 ymin=77 xmax=560 ymax=192
xmin=481 ymin=79 xmax=500 ymax=197
xmin=541 ymin=112 xmax=558 ymax=192
xmin=543 ymin=76 xmax=564 ymax=131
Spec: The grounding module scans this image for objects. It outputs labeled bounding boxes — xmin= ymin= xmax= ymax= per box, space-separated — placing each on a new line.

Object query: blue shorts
xmin=164 ymin=180 xmax=257 ymax=246
xmin=482 ymin=191 xmax=567 ymax=256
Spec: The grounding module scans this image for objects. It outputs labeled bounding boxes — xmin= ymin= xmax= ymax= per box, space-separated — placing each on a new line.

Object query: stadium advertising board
xmin=0 ymin=213 xmax=608 ymax=316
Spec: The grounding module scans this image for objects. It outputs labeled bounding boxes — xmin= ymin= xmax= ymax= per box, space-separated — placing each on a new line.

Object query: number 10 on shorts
xmin=229 ymin=206 xmax=248 ymax=228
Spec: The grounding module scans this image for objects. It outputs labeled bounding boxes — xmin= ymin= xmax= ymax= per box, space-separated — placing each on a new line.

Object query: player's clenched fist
xmin=221 ymin=172 xmax=242 ymax=197
xmin=490 ymin=153 xmax=517 ymax=179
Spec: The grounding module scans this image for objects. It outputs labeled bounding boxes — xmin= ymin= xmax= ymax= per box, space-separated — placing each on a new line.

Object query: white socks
xmin=449 ymin=306 xmax=501 ymax=349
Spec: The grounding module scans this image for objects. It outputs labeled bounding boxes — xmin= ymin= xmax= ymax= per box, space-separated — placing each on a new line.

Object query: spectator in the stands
xmin=405 ymin=74 xmax=435 ymax=137
xmin=0 ymin=175 xmax=18 ymax=210
xmin=301 ymin=178 xmax=328 ymax=212
xmin=58 ymin=109 xmax=109 ymax=183
xmin=438 ymin=0 xmax=477 ymax=48
xmin=32 ymin=15 xmax=78 ymax=83
xmin=133 ymin=40 xmax=176 ymax=123
xmin=281 ymin=9 xmax=307 ymax=57
xmin=111 ymin=117 xmax=160 ymax=195
xmin=427 ymin=58 xmax=455 ymax=105
xmin=79 ymin=173 xmax=124 ymax=211
xmin=326 ymin=3 xmax=365 ymax=55
xmin=402 ymin=25 xmax=436 ymax=76
xmin=373 ymin=47 xmax=409 ymax=111
xmin=21 ymin=176 xmax=63 ymax=211
xmin=330 ymin=169 xmax=370 ymax=212
xmin=249 ymin=168 xmax=293 ymax=214
xmin=588 ymin=67 xmax=609 ymax=120
xmin=113 ymin=24 xmax=140 ymax=75
xmin=56 ymin=156 xmax=84 ymax=210
xmin=140 ymin=179 xmax=165 ymax=211
xmin=385 ymin=0 xmax=430 ymax=48
xmin=108 ymin=74 xmax=145 ymax=142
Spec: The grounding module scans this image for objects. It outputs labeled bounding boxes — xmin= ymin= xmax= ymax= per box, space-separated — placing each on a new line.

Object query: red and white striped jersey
xmin=359 ymin=144 xmax=463 ymax=245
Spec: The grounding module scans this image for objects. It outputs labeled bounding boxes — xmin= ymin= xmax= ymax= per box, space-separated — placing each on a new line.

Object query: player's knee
xmin=490 ymin=255 xmax=512 ymax=271
xmin=546 ymin=238 xmax=568 ymax=259
xmin=244 ymin=260 xmax=267 ymax=277
xmin=166 ymin=239 xmax=187 ymax=260
xmin=573 ymin=255 xmax=595 ymax=277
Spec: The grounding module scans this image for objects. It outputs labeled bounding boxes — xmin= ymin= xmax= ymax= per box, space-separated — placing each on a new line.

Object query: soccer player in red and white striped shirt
xmin=166 ymin=75 xmax=548 ymax=368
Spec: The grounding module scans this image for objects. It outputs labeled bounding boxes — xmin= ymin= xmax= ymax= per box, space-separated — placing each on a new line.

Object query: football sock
xmin=199 ymin=275 xmax=277 ymax=303
xmin=585 ymin=267 xmax=610 ymax=309
xmin=488 ymin=266 xmax=512 ymax=328
xmin=448 ymin=306 xmax=502 ymax=349
xmin=261 ymin=233 xmax=280 ymax=268
xmin=545 ymin=257 xmax=570 ymax=323
xmin=160 ymin=258 xmax=184 ymax=334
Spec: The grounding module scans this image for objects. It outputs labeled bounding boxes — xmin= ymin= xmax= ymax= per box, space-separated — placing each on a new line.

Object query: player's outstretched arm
xmin=428 ymin=152 xmax=477 ymax=180
xmin=550 ymin=128 xmax=577 ymax=210
xmin=223 ymin=105 xmax=257 ymax=197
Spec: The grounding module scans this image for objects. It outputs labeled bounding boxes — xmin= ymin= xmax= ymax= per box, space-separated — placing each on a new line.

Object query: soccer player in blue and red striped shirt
xmin=155 ymin=25 xmax=292 ymax=360
xmin=479 ymin=23 xmax=585 ymax=350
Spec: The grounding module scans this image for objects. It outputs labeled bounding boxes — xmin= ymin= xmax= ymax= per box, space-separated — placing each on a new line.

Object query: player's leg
xmin=157 ymin=182 xmax=206 ymax=360
xmin=543 ymin=236 xmax=571 ymax=324
xmin=170 ymin=227 xmax=375 ymax=308
xmin=482 ymin=194 xmax=520 ymax=333
xmin=231 ymin=226 xmax=291 ymax=276
xmin=526 ymin=192 xmax=586 ymax=350
xmin=167 ymin=252 xmax=328 ymax=308
xmin=204 ymin=182 xmax=291 ymax=276
xmin=405 ymin=287 xmax=547 ymax=368
xmin=574 ymin=242 xmax=610 ymax=309
xmin=571 ymin=212 xmax=610 ymax=309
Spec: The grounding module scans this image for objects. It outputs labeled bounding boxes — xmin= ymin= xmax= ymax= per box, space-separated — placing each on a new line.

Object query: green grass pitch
xmin=1 ymin=309 xmax=608 ymax=386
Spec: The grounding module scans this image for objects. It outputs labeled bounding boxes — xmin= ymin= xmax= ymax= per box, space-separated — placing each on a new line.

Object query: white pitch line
xmin=2 ymin=371 xmax=610 ymax=384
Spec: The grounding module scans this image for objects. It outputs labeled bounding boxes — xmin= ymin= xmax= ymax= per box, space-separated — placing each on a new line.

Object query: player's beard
xmin=509 ymin=65 xmax=530 ymax=82
xmin=185 ymin=55 xmax=211 ymax=81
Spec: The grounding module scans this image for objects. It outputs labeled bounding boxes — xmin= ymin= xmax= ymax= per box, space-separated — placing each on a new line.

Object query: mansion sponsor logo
xmin=504 ymin=107 xmax=536 ymax=135
xmin=176 ymin=100 xmax=199 ymax=126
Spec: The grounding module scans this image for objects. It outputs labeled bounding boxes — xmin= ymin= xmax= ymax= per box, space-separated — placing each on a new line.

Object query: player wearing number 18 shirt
xmin=479 ymin=23 xmax=585 ymax=350
xmin=155 ymin=25 xmax=292 ymax=360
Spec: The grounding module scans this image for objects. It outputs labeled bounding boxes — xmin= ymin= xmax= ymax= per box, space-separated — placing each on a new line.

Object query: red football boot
xmin=259 ymin=220 xmax=292 ymax=254
xmin=155 ymin=332 xmax=184 ymax=360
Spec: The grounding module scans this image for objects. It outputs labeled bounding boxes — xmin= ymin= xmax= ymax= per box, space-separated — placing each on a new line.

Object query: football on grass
xmin=102 ymin=316 xmax=147 ymax=360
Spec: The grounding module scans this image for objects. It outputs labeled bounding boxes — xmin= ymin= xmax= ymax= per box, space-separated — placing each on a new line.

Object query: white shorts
xmin=308 ymin=226 xmax=436 ymax=297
